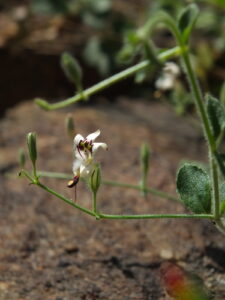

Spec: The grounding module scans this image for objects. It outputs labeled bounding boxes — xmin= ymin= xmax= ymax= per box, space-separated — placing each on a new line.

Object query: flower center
xmin=77 ymin=139 xmax=93 ymax=157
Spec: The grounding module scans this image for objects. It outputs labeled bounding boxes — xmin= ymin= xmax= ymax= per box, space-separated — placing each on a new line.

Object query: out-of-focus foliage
xmin=31 ymin=0 xmax=112 ymax=27
xmin=28 ymin=0 xmax=225 ymax=114
xmin=30 ymin=0 xmax=133 ymax=75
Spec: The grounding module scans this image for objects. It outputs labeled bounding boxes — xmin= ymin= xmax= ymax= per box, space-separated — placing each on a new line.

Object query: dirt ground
xmin=1 ymin=97 xmax=225 ymax=300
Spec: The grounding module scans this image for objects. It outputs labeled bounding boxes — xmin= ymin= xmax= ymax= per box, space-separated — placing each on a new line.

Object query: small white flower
xmin=74 ymin=129 xmax=107 ymax=162
xmin=163 ymin=62 xmax=180 ymax=76
xmin=68 ymin=130 xmax=107 ymax=187
xmin=155 ymin=62 xmax=180 ymax=91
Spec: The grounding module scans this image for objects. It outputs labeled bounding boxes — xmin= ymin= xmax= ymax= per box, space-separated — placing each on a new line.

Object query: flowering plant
xmin=20 ymin=4 xmax=225 ymax=235
xmin=68 ymin=130 xmax=107 ymax=188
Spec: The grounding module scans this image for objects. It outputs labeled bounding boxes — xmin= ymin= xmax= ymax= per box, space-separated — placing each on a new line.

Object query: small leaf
xmin=215 ymin=152 xmax=225 ymax=179
xmin=177 ymin=163 xmax=211 ymax=213
xmin=206 ymin=94 xmax=225 ymax=139
xmin=178 ymin=4 xmax=199 ymax=43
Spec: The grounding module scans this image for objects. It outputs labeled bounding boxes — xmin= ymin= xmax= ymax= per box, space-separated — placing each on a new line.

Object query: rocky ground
xmin=1 ymin=97 xmax=225 ymax=300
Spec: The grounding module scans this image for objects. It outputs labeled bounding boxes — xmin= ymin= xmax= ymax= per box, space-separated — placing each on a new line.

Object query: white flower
xmin=68 ymin=130 xmax=107 ymax=187
xmin=155 ymin=62 xmax=180 ymax=91
xmin=74 ymin=129 xmax=107 ymax=161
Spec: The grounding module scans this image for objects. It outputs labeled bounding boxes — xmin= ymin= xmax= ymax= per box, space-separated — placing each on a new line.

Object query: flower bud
xmin=18 ymin=148 xmax=26 ymax=168
xmin=61 ymin=52 xmax=82 ymax=88
xmin=90 ymin=164 xmax=101 ymax=194
xmin=140 ymin=143 xmax=150 ymax=175
xmin=65 ymin=114 xmax=75 ymax=139
xmin=27 ymin=132 xmax=37 ymax=168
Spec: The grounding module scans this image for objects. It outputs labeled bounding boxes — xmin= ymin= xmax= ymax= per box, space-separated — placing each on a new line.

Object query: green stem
xmin=33 ymin=165 xmax=38 ymax=180
xmin=104 ymin=180 xmax=179 ymax=202
xmin=25 ymin=172 xmax=213 ymax=221
xmin=36 ymin=178 xmax=213 ymax=220
xmin=35 ymin=46 xmax=183 ymax=110
xmin=37 ymin=171 xmax=71 ymax=179
xmin=98 ymin=213 xmax=213 ymax=220
xmin=37 ymin=171 xmax=179 ymax=202
xmin=20 ymin=170 xmax=34 ymax=182
xmin=181 ymin=50 xmax=215 ymax=151
xmin=36 ymin=181 xmax=95 ymax=217
xmin=211 ymin=156 xmax=220 ymax=219
xmin=179 ymin=42 xmax=219 ymax=220
xmin=92 ymin=191 xmax=97 ymax=216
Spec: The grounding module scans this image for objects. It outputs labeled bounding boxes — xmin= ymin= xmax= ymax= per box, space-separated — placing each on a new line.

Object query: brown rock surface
xmin=0 ymin=98 xmax=225 ymax=299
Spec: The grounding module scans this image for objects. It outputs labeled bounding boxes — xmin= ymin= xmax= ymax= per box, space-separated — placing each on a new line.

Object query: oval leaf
xmin=177 ymin=164 xmax=211 ymax=213
xmin=178 ymin=4 xmax=199 ymax=43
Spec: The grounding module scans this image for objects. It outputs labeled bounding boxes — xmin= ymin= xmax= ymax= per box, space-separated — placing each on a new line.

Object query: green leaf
xmin=220 ymin=182 xmax=225 ymax=215
xmin=214 ymin=152 xmax=225 ymax=179
xmin=177 ymin=163 xmax=211 ymax=213
xmin=177 ymin=4 xmax=199 ymax=43
xmin=206 ymin=94 xmax=225 ymax=139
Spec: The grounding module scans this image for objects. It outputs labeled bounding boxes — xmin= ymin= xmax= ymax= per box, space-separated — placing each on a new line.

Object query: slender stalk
xmin=20 ymin=170 xmax=34 ymax=182
xmin=35 ymin=46 xmax=183 ymax=110
xmin=185 ymin=54 xmax=219 ymax=219
xmin=179 ymin=42 xmax=220 ymax=221
xmin=181 ymin=50 xmax=216 ymax=151
xmin=211 ymin=156 xmax=220 ymax=219
xmin=92 ymin=192 xmax=97 ymax=216
xmin=38 ymin=171 xmax=71 ymax=179
xmin=104 ymin=180 xmax=179 ymax=202
xmin=35 ymin=180 xmax=213 ymax=220
xmin=33 ymin=165 xmax=38 ymax=180
xmin=19 ymin=170 xmax=213 ymax=221
xmin=99 ymin=213 xmax=213 ymax=220
xmin=36 ymin=181 xmax=95 ymax=217
xmin=37 ymin=171 xmax=179 ymax=202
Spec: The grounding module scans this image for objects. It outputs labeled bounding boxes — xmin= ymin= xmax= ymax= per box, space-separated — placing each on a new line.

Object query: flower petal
xmin=155 ymin=75 xmax=174 ymax=91
xmin=80 ymin=163 xmax=93 ymax=178
xmin=164 ymin=62 xmax=180 ymax=76
xmin=72 ymin=159 xmax=82 ymax=175
xmin=74 ymin=134 xmax=84 ymax=146
xmin=74 ymin=148 xmax=89 ymax=161
xmin=92 ymin=142 xmax=108 ymax=153
xmin=86 ymin=129 xmax=100 ymax=142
